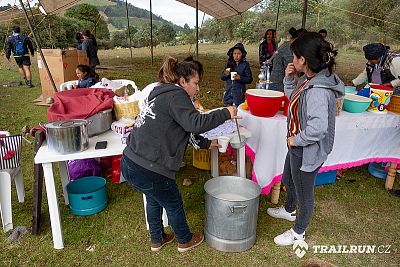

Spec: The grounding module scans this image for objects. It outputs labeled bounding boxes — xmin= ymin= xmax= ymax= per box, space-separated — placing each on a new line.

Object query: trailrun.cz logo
xmin=293 ymin=241 xmax=392 ymax=258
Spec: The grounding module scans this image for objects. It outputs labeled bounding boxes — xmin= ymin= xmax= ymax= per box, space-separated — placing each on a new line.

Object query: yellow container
xmin=388 ymin=95 xmax=400 ymax=114
xmin=193 ymin=148 xmax=211 ymax=170
xmin=368 ymin=88 xmax=393 ymax=113
xmin=114 ymin=100 xmax=139 ymax=120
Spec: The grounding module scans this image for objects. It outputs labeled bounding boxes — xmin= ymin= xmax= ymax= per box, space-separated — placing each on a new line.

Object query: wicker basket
xmin=193 ymin=148 xmax=211 ymax=171
xmin=114 ymin=101 xmax=139 ymax=120
xmin=388 ymin=95 xmax=400 ymax=114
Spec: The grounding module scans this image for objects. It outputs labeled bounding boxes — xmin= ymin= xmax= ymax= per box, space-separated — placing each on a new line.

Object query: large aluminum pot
xmin=44 ymin=119 xmax=89 ymax=154
xmin=87 ymin=109 xmax=112 ymax=137
xmin=204 ymin=176 xmax=261 ymax=252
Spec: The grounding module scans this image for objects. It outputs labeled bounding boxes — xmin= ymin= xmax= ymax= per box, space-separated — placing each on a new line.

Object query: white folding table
xmin=34 ymin=127 xmax=250 ymax=249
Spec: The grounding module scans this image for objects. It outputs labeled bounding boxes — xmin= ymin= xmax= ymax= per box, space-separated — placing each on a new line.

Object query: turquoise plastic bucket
xmin=67 ymin=176 xmax=107 ymax=216
xmin=343 ymin=94 xmax=371 ymax=113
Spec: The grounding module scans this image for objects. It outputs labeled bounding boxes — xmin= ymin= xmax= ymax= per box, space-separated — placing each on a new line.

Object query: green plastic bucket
xmin=66 ymin=176 xmax=107 ymax=216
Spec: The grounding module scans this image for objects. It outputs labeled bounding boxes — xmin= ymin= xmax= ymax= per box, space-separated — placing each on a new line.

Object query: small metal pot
xmin=87 ymin=109 xmax=112 ymax=137
xmin=44 ymin=119 xmax=89 ymax=154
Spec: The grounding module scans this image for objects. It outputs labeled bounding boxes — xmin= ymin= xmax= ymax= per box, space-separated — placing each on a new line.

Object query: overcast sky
xmin=0 ymin=0 xmax=212 ymax=28
xmin=128 ymin=0 xmax=211 ymax=28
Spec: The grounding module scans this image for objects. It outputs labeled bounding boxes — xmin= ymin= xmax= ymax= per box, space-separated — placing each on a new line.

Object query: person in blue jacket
xmin=221 ymin=43 xmax=253 ymax=106
xmin=75 ymin=65 xmax=98 ymax=88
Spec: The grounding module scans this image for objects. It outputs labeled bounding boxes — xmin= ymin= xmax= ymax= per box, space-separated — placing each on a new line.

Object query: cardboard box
xmin=77 ymin=50 xmax=89 ymax=65
xmin=37 ymin=49 xmax=88 ymax=99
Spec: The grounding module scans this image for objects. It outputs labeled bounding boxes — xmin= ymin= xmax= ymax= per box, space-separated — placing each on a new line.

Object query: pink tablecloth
xmin=238 ymin=109 xmax=400 ymax=195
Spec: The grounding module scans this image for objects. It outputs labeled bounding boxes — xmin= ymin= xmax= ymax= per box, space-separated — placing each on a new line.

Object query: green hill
xmin=83 ymin=0 xmax=182 ymax=32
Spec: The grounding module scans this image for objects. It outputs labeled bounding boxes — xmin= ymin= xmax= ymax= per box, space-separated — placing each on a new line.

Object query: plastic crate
xmin=315 ymin=170 xmax=337 ymax=186
xmin=193 ymin=148 xmax=211 ymax=171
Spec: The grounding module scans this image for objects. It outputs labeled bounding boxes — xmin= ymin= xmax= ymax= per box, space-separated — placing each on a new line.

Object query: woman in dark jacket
xmin=221 ymin=43 xmax=253 ymax=106
xmin=75 ymin=64 xmax=98 ymax=88
xmin=259 ymin=29 xmax=277 ymax=67
xmin=122 ymin=57 xmax=238 ymax=252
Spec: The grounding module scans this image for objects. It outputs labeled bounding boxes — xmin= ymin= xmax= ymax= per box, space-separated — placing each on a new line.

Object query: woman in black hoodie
xmin=122 ymin=57 xmax=238 ymax=253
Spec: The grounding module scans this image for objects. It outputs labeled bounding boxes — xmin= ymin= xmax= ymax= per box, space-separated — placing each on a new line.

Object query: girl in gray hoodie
xmin=267 ymin=32 xmax=345 ymax=246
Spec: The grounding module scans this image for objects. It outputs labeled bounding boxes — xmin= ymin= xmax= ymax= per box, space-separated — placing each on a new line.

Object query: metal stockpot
xmin=87 ymin=109 xmax=112 ymax=137
xmin=204 ymin=176 xmax=261 ymax=252
xmin=44 ymin=119 xmax=89 ymax=154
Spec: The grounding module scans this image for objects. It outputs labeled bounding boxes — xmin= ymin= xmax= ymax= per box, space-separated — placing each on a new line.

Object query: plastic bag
xmin=68 ymin=158 xmax=102 ymax=181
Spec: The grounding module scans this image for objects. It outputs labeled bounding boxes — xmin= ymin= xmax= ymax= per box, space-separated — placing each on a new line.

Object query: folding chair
xmin=0 ymin=133 xmax=24 ymax=232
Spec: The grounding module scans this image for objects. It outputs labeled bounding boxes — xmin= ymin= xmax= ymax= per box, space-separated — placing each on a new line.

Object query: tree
xmin=157 ymin=24 xmax=176 ymax=43
xmin=133 ymin=25 xmax=159 ymax=48
xmin=182 ymin=23 xmax=192 ymax=35
xmin=112 ymin=31 xmax=127 ymax=47
xmin=65 ymin=3 xmax=110 ymax=40
xmin=126 ymin=26 xmax=138 ymax=39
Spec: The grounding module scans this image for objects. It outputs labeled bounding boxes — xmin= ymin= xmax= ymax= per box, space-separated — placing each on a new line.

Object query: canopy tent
xmin=1 ymin=0 xmax=310 ymax=92
xmin=175 ymin=0 xmax=262 ymax=19
xmin=0 ymin=0 xmax=265 ymax=22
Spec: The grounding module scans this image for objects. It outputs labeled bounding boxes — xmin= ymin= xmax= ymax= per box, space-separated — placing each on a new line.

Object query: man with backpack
xmin=5 ymin=26 xmax=35 ymax=88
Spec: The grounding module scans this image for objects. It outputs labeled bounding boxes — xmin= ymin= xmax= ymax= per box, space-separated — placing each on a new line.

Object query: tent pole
xmin=274 ymin=0 xmax=281 ymax=31
xmin=301 ymin=0 xmax=308 ymax=29
xmin=19 ymin=0 xmax=57 ymax=93
xmin=195 ymin=0 xmax=199 ymax=60
xmin=150 ymin=0 xmax=153 ymax=65
xmin=125 ymin=0 xmax=133 ymax=64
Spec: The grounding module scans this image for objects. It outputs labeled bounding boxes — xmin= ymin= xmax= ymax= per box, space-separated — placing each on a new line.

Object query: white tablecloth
xmin=238 ymin=109 xmax=400 ymax=195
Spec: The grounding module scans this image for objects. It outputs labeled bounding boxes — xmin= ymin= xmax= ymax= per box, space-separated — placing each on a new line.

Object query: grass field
xmin=0 ymin=44 xmax=399 ymax=267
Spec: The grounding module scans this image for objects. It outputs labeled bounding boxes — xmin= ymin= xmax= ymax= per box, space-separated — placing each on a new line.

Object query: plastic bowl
xmin=345 ymin=86 xmax=357 ymax=93
xmin=245 ymin=89 xmax=286 ymax=117
xmin=343 ymin=94 xmax=372 ymax=113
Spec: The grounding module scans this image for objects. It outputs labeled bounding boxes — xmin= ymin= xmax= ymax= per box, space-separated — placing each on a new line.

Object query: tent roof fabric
xmin=0 ymin=0 xmax=78 ymax=22
xmin=175 ymin=0 xmax=262 ymax=19
xmin=39 ymin=0 xmax=81 ymax=15
xmin=0 ymin=0 xmax=263 ymax=23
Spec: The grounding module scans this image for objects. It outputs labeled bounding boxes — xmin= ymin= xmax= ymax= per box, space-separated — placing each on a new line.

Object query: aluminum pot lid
xmin=45 ymin=119 xmax=88 ymax=128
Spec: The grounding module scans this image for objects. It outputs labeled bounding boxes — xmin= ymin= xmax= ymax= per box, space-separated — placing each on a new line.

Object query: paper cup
xmin=230 ymin=72 xmax=237 ymax=80
xmin=217 ymin=136 xmax=231 ymax=153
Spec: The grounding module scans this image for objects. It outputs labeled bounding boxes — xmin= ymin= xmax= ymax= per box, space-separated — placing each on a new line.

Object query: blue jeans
xmin=282 ymin=147 xmax=319 ymax=234
xmin=121 ymin=155 xmax=192 ymax=244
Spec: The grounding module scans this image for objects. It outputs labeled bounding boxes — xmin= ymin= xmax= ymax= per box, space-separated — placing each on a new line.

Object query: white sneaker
xmin=267 ymin=206 xmax=296 ymax=222
xmin=274 ymin=228 xmax=305 ymax=246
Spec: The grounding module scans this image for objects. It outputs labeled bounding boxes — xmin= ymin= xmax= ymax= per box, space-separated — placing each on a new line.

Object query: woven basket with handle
xmin=388 ymin=95 xmax=400 ymax=114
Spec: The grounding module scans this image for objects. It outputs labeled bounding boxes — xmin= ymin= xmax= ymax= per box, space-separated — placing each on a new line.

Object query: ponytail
xmin=159 ymin=56 xmax=179 ymax=83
